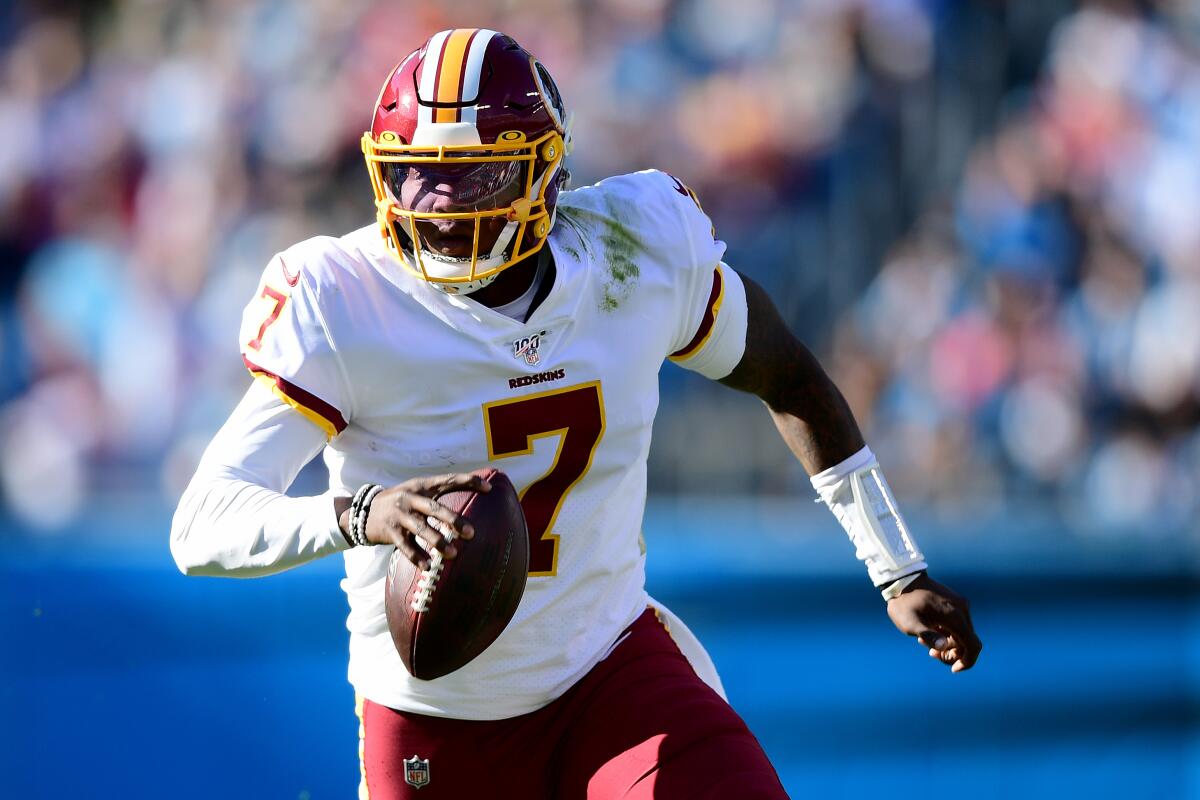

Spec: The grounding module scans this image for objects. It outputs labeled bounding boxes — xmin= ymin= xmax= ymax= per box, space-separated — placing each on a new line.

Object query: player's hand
xmin=358 ymin=473 xmax=491 ymax=570
xmin=886 ymin=573 xmax=982 ymax=673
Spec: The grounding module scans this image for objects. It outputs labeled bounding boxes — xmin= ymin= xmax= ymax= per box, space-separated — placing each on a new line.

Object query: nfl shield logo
xmin=512 ymin=331 xmax=547 ymax=366
xmin=404 ymin=754 xmax=430 ymax=789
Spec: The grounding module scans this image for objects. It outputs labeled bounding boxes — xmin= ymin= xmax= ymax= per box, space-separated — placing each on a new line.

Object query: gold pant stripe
xmin=355 ymin=693 xmax=370 ymax=800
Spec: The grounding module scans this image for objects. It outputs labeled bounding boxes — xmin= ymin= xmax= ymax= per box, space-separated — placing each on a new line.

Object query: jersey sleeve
xmin=653 ymin=172 xmax=749 ymax=379
xmin=170 ymin=379 xmax=351 ymax=577
xmin=238 ymin=252 xmax=352 ymax=439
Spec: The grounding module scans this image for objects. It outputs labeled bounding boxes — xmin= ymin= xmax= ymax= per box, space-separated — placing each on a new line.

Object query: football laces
xmin=411 ymin=516 xmax=456 ymax=613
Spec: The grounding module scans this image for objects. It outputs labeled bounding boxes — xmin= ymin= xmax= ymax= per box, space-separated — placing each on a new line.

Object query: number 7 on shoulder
xmin=246 ymin=285 xmax=288 ymax=351
xmin=482 ymin=382 xmax=605 ymax=577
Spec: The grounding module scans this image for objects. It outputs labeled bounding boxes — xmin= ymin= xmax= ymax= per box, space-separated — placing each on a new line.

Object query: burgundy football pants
xmin=356 ymin=607 xmax=789 ymax=799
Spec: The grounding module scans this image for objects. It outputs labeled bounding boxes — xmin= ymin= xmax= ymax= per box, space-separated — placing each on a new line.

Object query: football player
xmin=172 ymin=29 xmax=981 ymax=799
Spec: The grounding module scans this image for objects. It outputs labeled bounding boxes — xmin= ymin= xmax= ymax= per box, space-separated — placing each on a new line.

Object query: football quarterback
xmin=172 ymin=28 xmax=981 ymax=799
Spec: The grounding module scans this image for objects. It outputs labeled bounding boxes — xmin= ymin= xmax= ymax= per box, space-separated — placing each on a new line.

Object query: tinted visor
xmin=384 ymin=156 xmax=524 ymax=212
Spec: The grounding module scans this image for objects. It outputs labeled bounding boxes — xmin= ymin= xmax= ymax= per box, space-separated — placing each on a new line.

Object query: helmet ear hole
xmin=540 ymin=135 xmax=561 ymax=163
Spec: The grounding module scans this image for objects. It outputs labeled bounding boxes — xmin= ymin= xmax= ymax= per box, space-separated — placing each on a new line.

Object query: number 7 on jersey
xmin=482 ymin=382 xmax=605 ymax=577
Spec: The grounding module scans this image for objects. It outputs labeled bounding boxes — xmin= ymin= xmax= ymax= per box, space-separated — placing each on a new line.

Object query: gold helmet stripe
xmin=433 ymin=28 xmax=479 ymax=123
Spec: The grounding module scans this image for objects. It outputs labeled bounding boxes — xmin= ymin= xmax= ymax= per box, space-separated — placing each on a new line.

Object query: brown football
xmin=384 ymin=467 xmax=529 ymax=680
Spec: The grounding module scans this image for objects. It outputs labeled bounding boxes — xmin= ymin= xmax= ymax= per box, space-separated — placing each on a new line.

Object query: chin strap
xmin=428 ymin=272 xmax=499 ymax=296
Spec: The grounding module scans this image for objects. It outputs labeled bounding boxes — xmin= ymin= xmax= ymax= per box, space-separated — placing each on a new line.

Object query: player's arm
xmin=170 ymin=380 xmax=350 ymax=577
xmin=170 ymin=382 xmax=485 ymax=577
xmin=718 ymin=273 xmax=982 ymax=672
xmin=180 ymin=248 xmax=486 ymax=578
xmin=717 ymin=275 xmax=864 ymax=474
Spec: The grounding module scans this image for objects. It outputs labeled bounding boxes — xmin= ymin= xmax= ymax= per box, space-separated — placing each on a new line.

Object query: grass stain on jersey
xmin=599 ymin=199 xmax=640 ymax=312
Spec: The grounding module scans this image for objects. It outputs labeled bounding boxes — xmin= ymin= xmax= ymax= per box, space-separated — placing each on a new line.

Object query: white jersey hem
xmin=348 ymin=592 xmax=648 ymax=720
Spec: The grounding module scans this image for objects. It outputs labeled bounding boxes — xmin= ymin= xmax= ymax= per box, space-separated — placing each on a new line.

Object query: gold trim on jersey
xmin=250 ymin=373 xmax=340 ymax=440
xmin=651 ymin=604 xmax=671 ymax=634
xmin=669 ymin=265 xmax=726 ymax=362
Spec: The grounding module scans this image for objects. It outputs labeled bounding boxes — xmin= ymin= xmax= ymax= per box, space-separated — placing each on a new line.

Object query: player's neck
xmin=469 ymin=250 xmax=551 ymax=311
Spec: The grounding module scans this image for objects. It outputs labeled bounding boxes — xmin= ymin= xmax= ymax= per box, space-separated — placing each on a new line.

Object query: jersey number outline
xmin=246 ymin=285 xmax=288 ymax=351
xmin=482 ymin=381 xmax=605 ymax=577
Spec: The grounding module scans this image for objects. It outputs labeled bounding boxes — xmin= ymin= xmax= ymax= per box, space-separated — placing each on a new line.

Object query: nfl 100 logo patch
xmin=403 ymin=754 xmax=430 ymax=789
xmin=512 ymin=330 xmax=548 ymax=366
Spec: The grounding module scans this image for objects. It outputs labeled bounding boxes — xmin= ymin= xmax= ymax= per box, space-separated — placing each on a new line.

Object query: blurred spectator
xmin=0 ymin=0 xmax=1196 ymax=537
xmin=833 ymin=1 xmax=1200 ymax=532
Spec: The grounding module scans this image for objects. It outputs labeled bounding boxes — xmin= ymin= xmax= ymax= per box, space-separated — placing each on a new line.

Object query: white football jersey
xmin=238 ymin=169 xmax=748 ymax=719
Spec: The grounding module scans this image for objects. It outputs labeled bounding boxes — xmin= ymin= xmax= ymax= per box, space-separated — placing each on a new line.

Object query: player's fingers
xmin=918 ymin=629 xmax=951 ymax=650
xmin=926 ymin=625 xmax=981 ymax=672
xmin=956 ymin=628 xmax=983 ymax=670
xmin=928 ymin=647 xmax=958 ymax=662
xmin=936 ymin=612 xmax=982 ymax=670
xmin=920 ymin=629 xmax=959 ymax=662
xmin=392 ymin=532 xmax=430 ymax=571
xmin=420 ymin=472 xmax=492 ymax=497
xmin=395 ymin=511 xmax=457 ymax=559
xmin=917 ymin=606 xmax=982 ymax=671
xmin=406 ymin=495 xmax=475 ymax=541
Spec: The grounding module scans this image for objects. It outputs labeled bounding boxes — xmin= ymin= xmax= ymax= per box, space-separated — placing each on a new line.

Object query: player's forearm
xmin=170 ymin=473 xmax=347 ymax=577
xmin=764 ymin=383 xmax=865 ymax=476
xmin=719 ymin=274 xmax=864 ymax=474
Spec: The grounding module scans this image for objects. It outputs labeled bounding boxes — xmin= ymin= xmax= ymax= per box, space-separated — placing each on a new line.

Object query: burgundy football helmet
xmin=362 ymin=29 xmax=572 ymax=292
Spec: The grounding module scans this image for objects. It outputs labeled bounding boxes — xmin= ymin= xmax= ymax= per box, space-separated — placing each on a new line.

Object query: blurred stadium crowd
xmin=0 ymin=0 xmax=1197 ymax=534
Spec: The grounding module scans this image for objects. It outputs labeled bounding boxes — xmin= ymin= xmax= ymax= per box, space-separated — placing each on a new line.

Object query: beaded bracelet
xmin=348 ymin=483 xmax=383 ymax=547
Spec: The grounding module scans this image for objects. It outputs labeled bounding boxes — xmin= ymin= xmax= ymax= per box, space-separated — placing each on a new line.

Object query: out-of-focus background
xmin=0 ymin=0 xmax=1196 ymax=797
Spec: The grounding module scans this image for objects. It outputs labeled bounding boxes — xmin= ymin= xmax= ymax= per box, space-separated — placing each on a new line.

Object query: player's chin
xmin=416 ymin=221 xmax=506 ymax=262
xmin=424 ymin=237 xmax=475 ymax=259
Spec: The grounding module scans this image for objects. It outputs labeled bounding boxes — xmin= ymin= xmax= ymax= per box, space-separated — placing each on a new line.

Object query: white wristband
xmin=880 ymin=571 xmax=924 ymax=601
xmin=811 ymin=446 xmax=928 ymax=598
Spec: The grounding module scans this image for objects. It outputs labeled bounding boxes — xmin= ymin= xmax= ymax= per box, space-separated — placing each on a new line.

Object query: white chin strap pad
xmin=429 ymin=273 xmax=498 ymax=295
xmin=414 ymin=243 xmax=504 ymax=295
xmin=415 ymin=215 xmax=522 ymax=295
xmin=415 ymin=253 xmax=500 ymax=295
xmin=811 ymin=446 xmax=927 ymax=594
